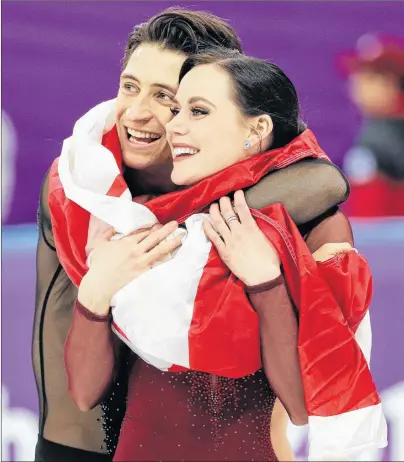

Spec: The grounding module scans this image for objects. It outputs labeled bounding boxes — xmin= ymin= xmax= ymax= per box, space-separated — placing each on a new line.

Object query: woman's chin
xmin=171 ymin=169 xmax=196 ymax=187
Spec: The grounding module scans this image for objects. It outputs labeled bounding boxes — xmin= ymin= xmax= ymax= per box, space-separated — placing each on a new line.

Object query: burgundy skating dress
xmin=64 ymin=209 xmax=353 ymax=461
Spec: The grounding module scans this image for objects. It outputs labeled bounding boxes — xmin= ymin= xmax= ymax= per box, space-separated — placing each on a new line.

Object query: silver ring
xmin=225 ymin=215 xmax=239 ymax=225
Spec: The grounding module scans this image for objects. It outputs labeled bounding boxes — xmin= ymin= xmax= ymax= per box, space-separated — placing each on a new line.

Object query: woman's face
xmin=166 ymin=64 xmax=252 ymax=186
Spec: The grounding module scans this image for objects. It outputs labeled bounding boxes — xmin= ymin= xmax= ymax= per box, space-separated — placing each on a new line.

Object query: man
xmin=339 ymin=33 xmax=404 ymax=217
xmin=33 ymin=7 xmax=349 ymax=461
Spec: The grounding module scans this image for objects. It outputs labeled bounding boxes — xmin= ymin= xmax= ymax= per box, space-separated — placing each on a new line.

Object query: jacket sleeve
xmin=247 ymin=209 xmax=356 ymax=425
xmin=245 ymin=159 xmax=349 ymax=225
xmin=33 ymin=170 xmax=80 ymax=433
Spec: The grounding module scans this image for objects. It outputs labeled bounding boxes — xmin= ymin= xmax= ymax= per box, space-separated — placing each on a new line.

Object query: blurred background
xmin=2 ymin=1 xmax=404 ymax=461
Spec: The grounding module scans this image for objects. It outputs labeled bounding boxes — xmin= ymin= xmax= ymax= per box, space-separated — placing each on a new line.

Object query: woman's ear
xmin=254 ymin=114 xmax=273 ymax=140
xmin=246 ymin=115 xmax=273 ymax=152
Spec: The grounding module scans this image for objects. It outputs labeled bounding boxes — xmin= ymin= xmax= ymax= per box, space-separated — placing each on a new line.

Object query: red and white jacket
xmin=49 ymin=100 xmax=387 ymax=460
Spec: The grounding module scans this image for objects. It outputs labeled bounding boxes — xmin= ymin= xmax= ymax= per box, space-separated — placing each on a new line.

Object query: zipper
xmin=209 ymin=374 xmax=221 ymax=444
xmin=211 ymin=374 xmax=218 ymax=391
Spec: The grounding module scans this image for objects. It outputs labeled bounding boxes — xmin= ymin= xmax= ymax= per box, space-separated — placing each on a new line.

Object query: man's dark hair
xmin=123 ymin=7 xmax=243 ymax=68
xmin=180 ymin=48 xmax=307 ymax=150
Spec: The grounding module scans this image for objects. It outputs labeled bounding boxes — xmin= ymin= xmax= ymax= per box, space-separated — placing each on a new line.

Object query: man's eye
xmin=122 ymin=83 xmax=138 ymax=93
xmin=157 ymin=91 xmax=174 ymax=101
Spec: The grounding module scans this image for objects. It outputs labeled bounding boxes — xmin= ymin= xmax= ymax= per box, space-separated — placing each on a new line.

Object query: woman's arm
xmin=245 ymin=159 xmax=349 ymax=225
xmin=64 ymin=300 xmax=117 ymax=411
xmin=247 ymin=276 xmax=306 ymax=425
xmin=63 ymin=221 xmax=183 ymax=411
xmin=204 ymin=192 xmax=354 ymax=425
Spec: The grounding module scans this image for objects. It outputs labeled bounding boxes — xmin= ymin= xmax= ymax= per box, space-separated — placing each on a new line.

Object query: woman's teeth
xmin=127 ymin=128 xmax=160 ymax=144
xmin=173 ymin=147 xmax=199 ymax=157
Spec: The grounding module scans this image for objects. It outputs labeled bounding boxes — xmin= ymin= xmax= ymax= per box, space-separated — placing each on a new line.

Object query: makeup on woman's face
xmin=166 ymin=64 xmax=250 ymax=186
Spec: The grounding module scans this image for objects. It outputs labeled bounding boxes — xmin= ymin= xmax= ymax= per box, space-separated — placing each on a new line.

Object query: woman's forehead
xmin=176 ymin=65 xmax=232 ymax=104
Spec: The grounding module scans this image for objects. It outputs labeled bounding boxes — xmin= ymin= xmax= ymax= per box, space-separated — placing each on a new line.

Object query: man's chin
xmin=122 ymin=150 xmax=155 ymax=169
xmin=122 ymin=149 xmax=172 ymax=171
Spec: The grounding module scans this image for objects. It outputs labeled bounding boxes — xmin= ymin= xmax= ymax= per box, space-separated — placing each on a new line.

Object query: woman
xmin=63 ymin=50 xmax=384 ymax=461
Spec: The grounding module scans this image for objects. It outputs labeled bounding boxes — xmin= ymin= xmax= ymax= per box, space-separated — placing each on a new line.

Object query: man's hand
xmin=313 ymin=242 xmax=356 ymax=262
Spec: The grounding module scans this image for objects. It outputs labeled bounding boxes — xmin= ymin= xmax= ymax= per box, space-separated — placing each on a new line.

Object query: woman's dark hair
xmin=123 ymin=7 xmax=243 ymax=68
xmin=179 ymin=48 xmax=307 ymax=150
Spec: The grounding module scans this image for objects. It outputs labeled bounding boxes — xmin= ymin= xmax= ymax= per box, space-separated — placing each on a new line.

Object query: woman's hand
xmin=78 ymin=221 xmax=183 ymax=316
xmin=313 ymin=242 xmax=356 ymax=262
xmin=203 ymin=190 xmax=281 ymax=286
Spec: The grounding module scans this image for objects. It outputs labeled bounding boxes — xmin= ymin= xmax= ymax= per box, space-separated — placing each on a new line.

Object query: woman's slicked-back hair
xmin=123 ymin=7 xmax=243 ymax=68
xmin=179 ymin=48 xmax=307 ymax=150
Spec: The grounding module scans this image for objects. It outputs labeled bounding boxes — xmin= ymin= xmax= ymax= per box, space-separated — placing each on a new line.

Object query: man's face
xmin=116 ymin=43 xmax=187 ymax=170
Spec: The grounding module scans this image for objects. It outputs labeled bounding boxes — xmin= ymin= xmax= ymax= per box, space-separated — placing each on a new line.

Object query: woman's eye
xmin=170 ymin=107 xmax=180 ymax=116
xmin=191 ymin=107 xmax=209 ymax=116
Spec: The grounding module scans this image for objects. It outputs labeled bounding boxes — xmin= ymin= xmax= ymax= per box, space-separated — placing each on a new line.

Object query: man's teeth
xmin=173 ymin=147 xmax=199 ymax=156
xmin=127 ymin=128 xmax=160 ymax=139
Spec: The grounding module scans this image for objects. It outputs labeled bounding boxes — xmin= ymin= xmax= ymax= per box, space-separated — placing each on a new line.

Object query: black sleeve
xmin=244 ymin=158 xmax=349 ymax=225
xmin=32 ymin=170 xmax=129 ymax=455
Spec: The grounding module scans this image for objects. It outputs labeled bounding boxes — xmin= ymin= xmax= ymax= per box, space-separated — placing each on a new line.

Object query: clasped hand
xmin=78 ymin=190 xmax=355 ymax=315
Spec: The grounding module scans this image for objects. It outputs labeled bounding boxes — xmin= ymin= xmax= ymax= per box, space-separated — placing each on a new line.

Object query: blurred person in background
xmin=339 ymin=34 xmax=404 ymax=217
xmin=1 ymin=110 xmax=17 ymax=222
xmin=33 ymin=7 xmax=349 ymax=462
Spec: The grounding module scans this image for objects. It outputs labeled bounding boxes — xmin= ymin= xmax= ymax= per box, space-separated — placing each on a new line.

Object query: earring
xmin=243 ymin=140 xmax=252 ymax=150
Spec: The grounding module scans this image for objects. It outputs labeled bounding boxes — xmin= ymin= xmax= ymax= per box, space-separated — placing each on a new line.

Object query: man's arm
xmin=245 ymin=159 xmax=349 ymax=225
xmin=33 ymin=170 xmax=77 ymax=434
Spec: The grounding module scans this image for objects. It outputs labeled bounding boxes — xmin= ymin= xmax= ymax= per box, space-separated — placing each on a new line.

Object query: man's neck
xmin=124 ymin=163 xmax=177 ymax=197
